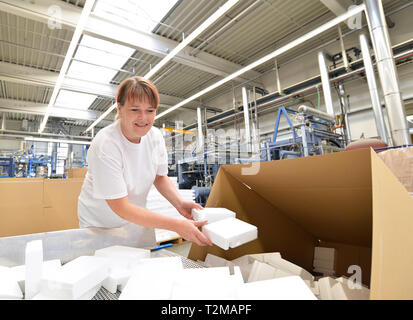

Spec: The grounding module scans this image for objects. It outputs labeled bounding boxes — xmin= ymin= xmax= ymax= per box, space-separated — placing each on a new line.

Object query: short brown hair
xmin=115 ymin=76 xmax=159 ymax=119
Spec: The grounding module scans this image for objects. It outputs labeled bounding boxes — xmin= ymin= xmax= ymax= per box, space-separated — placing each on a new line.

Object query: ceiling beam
xmin=0 ymin=61 xmax=190 ymax=107
xmin=0 ymin=98 xmax=114 ymax=124
xmin=0 ymin=0 xmax=263 ymax=86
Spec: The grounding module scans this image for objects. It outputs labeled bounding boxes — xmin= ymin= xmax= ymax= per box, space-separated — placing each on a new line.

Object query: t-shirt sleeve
xmin=89 ymin=144 xmax=128 ymax=200
xmin=156 ymin=132 xmax=169 ymax=176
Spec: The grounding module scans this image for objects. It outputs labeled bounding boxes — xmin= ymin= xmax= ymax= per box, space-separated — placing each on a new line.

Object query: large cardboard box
xmin=0 ymin=178 xmax=84 ymax=237
xmin=188 ymin=148 xmax=413 ymax=299
xmin=67 ymin=168 xmax=88 ymax=178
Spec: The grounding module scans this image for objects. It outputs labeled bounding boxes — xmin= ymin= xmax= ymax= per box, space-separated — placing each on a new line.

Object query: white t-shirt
xmin=78 ymin=120 xmax=168 ymax=228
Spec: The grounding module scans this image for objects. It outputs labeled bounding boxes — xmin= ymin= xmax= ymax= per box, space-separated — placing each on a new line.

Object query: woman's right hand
xmin=175 ymin=219 xmax=213 ymax=246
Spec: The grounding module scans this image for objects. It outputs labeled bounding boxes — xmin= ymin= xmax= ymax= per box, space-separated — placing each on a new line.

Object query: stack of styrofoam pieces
xmin=93 ymin=245 xmax=151 ymax=293
xmin=192 ymin=208 xmax=257 ymax=250
xmin=119 ymin=257 xmax=183 ymax=300
xmin=36 ymin=256 xmax=110 ymax=300
xmin=192 ymin=207 xmax=236 ymax=224
xmin=170 ymin=266 xmax=244 ymax=300
xmin=24 ymin=240 xmax=43 ymax=300
xmin=313 ymin=247 xmax=336 ymax=276
xmin=318 ymin=276 xmax=370 ymax=300
xmin=0 ymin=266 xmax=23 ymax=299
xmin=11 ymin=259 xmax=61 ymax=294
xmin=235 ymin=276 xmax=317 ymax=300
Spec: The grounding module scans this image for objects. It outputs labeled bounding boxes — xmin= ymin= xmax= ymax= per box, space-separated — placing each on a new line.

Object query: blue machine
xmin=0 ymin=158 xmax=15 ymax=178
xmin=260 ymin=106 xmax=345 ymax=161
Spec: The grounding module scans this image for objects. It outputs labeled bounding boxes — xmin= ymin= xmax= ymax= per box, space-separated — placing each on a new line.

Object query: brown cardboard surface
xmin=189 ymin=162 xmax=318 ymax=272
xmin=370 ymin=149 xmax=413 ymax=299
xmin=188 ymin=148 xmax=413 ymax=299
xmin=43 ymin=178 xmax=83 ymax=231
xmin=67 ymin=168 xmax=87 ymax=178
xmin=0 ymin=179 xmax=45 ymax=237
xmin=0 ymin=178 xmax=84 ymax=237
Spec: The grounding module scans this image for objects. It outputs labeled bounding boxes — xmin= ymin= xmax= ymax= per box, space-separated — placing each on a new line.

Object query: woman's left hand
xmin=176 ymin=201 xmax=203 ymax=220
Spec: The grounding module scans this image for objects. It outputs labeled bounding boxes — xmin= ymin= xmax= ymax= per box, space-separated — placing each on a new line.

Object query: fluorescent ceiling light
xmin=407 ymin=115 xmax=413 ymax=123
xmin=39 ymin=0 xmax=96 ymax=133
xmin=55 ymin=90 xmax=98 ymax=110
xmin=93 ymin=0 xmax=179 ymax=33
xmin=24 ymin=137 xmax=91 ymax=145
xmin=155 ymin=4 xmax=366 ymax=120
xmin=145 ymin=0 xmax=240 ymax=79
xmin=67 ymin=35 xmax=135 ymax=83
xmin=84 ymin=0 xmax=239 ymax=133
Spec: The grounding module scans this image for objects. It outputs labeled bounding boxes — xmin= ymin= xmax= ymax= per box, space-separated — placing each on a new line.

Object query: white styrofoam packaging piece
xmin=32 ymin=284 xmax=101 ymax=300
xmin=24 ymin=240 xmax=43 ymax=300
xmin=202 ymin=217 xmax=257 ymax=250
xmin=230 ymin=255 xmax=254 ymax=283
xmin=0 ymin=266 xmax=23 ymax=300
xmin=313 ymin=266 xmax=336 ymax=276
xmin=102 ymin=267 xmax=131 ymax=294
xmin=94 ymin=245 xmax=150 ymax=270
xmin=191 ymin=208 xmax=236 ymax=224
xmin=119 ymin=257 xmax=183 ymax=300
xmin=40 ymin=256 xmax=109 ymax=300
xmin=235 ymin=276 xmax=318 ymax=300
xmin=11 ymin=259 xmax=61 ymax=294
xmin=170 ymin=267 xmax=239 ymax=300
xmin=204 ymin=253 xmax=234 ymax=268
xmin=314 ymin=247 xmax=336 ymax=261
xmin=333 ymin=277 xmax=370 ymax=300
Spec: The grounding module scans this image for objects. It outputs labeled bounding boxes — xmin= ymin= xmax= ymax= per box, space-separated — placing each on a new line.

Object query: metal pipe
xmin=359 ymin=32 xmax=389 ymax=144
xmin=301 ymin=124 xmax=309 ymax=157
xmin=298 ymin=105 xmax=335 ymax=122
xmin=242 ymin=87 xmax=251 ymax=152
xmin=364 ymin=0 xmax=411 ymax=146
xmin=338 ymin=84 xmax=352 ymax=143
xmin=197 ymin=107 xmax=204 ymax=152
xmin=275 ymin=58 xmax=282 ymax=94
xmin=318 ymin=51 xmax=335 ymax=116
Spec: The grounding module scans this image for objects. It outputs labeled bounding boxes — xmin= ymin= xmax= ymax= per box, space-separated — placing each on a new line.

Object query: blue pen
xmin=152 ymin=243 xmax=173 ymax=251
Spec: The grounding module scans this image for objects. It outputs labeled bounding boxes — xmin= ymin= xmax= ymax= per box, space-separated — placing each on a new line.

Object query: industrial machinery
xmin=0 ymin=157 xmax=15 ymax=178
xmin=260 ymin=105 xmax=345 ymax=161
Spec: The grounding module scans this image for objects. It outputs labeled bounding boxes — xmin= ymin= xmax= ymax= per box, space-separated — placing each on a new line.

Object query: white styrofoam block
xmin=318 ymin=277 xmax=336 ymax=300
xmin=11 ymin=259 xmax=61 ymax=294
xmin=247 ymin=252 xmax=282 ymax=264
xmin=102 ymin=267 xmax=131 ymax=294
xmin=247 ymin=261 xmax=278 ymax=283
xmin=314 ymin=247 xmax=336 ymax=261
xmin=171 ymin=267 xmax=238 ymax=300
xmin=40 ymin=256 xmax=109 ymax=300
xmin=94 ymin=245 xmax=150 ymax=270
xmin=32 ymin=284 xmax=101 ymax=300
xmin=191 ymin=207 xmax=236 ymax=224
xmin=304 ymin=280 xmax=320 ymax=296
xmin=202 ymin=217 xmax=257 ymax=250
xmin=231 ymin=255 xmax=254 ymax=283
xmin=313 ymin=258 xmax=335 ymax=270
xmin=0 ymin=266 xmax=23 ymax=299
xmin=119 ymin=257 xmax=183 ymax=300
xmin=235 ymin=276 xmax=318 ymax=300
xmin=24 ymin=240 xmax=43 ymax=300
xmin=204 ymin=254 xmax=233 ymax=268
xmin=259 ymin=253 xmax=314 ymax=283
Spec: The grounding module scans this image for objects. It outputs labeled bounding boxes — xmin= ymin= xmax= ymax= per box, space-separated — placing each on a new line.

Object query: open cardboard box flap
xmin=188 ymin=148 xmax=413 ymax=299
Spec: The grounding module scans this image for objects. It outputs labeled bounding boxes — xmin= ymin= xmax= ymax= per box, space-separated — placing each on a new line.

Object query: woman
xmin=78 ymin=76 xmax=212 ymax=247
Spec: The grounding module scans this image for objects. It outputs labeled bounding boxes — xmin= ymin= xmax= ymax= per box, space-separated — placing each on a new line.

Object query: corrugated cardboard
xmin=0 ymin=178 xmax=84 ymax=237
xmin=188 ymin=148 xmax=413 ymax=299
xmin=43 ymin=179 xmax=84 ymax=232
xmin=67 ymin=168 xmax=88 ymax=178
xmin=0 ymin=179 xmax=45 ymax=237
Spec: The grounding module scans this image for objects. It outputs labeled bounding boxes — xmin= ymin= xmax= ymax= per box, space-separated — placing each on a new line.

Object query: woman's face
xmin=117 ymin=98 xmax=157 ymax=143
